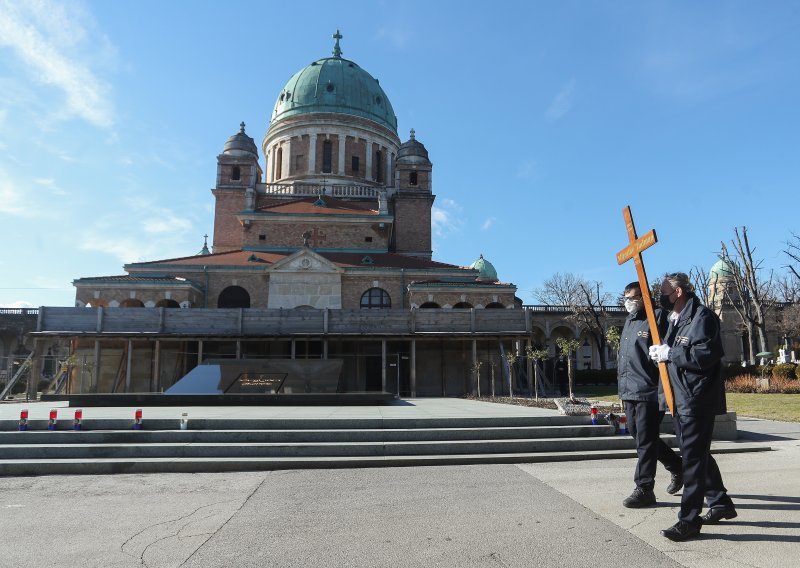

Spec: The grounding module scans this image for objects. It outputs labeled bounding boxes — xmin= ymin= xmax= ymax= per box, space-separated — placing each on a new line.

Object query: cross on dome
xmin=332 ymin=30 xmax=343 ymax=58
xmin=239 ymin=122 xmax=246 ymax=133
xmin=410 ymin=128 xmax=416 ymax=140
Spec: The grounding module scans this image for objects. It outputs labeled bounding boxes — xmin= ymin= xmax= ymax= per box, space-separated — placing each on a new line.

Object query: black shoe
xmin=701 ymin=507 xmax=738 ymax=524
xmin=661 ymin=520 xmax=702 ymax=541
xmin=666 ymin=472 xmax=683 ymax=495
xmin=623 ymin=487 xmax=656 ymax=508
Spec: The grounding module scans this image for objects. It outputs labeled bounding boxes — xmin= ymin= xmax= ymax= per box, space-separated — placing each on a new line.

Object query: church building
xmin=50 ymin=32 xmax=529 ymax=396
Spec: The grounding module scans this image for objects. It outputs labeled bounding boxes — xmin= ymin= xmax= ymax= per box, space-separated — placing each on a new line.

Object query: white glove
xmin=649 ymin=344 xmax=670 ymax=363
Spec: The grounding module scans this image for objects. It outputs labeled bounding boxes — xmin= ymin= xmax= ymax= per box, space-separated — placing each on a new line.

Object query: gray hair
xmin=664 ymin=272 xmax=695 ymax=294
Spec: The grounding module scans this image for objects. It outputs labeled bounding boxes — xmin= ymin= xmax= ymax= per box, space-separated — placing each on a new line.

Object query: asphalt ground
xmin=1 ymin=425 xmax=798 ymax=568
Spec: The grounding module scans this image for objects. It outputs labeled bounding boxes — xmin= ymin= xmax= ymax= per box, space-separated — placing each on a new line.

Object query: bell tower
xmin=392 ymin=129 xmax=434 ymax=259
xmin=212 ymin=123 xmax=262 ymax=253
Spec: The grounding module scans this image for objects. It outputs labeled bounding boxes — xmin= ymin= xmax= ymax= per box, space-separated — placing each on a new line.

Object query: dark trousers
xmin=672 ymin=412 xmax=734 ymax=523
xmin=624 ymin=400 xmax=682 ymax=489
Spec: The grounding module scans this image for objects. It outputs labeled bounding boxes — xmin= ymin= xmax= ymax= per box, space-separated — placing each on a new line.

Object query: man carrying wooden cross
xmin=617 ymin=207 xmax=736 ymax=542
xmin=649 ymin=272 xmax=737 ymax=542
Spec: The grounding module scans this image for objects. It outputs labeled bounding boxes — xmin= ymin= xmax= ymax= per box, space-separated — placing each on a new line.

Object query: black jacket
xmin=617 ymin=307 xmax=668 ymax=408
xmin=664 ymin=295 xmax=727 ymax=417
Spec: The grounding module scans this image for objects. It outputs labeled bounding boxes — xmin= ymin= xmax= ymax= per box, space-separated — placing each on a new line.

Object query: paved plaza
xmin=0 ymin=399 xmax=798 ymax=567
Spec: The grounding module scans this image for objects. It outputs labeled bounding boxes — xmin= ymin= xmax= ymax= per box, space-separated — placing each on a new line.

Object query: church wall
xmin=212 ymin=189 xmax=245 ymax=253
xmin=289 ymin=135 xmax=309 ymax=177
xmin=74 ymin=287 xmax=200 ymax=309
xmin=407 ymin=290 xmax=517 ymax=309
xmin=244 ymin=220 xmax=389 ymax=250
xmin=345 ymin=136 xmax=366 ymax=178
xmin=341 ymin=274 xmax=404 ymax=309
xmin=394 ymin=197 xmax=433 ymax=256
xmin=206 ymin=273 xmax=268 ymax=308
xmin=267 ymin=272 xmax=342 ymax=309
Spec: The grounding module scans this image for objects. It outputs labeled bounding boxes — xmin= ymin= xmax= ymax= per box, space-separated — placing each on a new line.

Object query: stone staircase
xmin=0 ymin=415 xmax=766 ymax=476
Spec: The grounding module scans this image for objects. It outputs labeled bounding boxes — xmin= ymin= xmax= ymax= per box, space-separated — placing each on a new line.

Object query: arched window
xmin=275 ymin=148 xmax=283 ymax=179
xmin=231 ymin=166 xmax=241 ymax=181
xmin=409 ymin=171 xmax=418 ymax=186
xmin=485 ymin=302 xmax=505 ymax=309
xmin=360 ymin=287 xmax=391 ymax=309
xmin=453 ymin=302 xmax=473 ymax=309
xmin=120 ymin=299 xmax=145 ymax=308
xmin=217 ymin=286 xmax=251 ymax=308
xmin=322 ymin=140 xmax=332 ymax=173
xmin=419 ymin=302 xmax=440 ymax=309
xmin=374 ymin=150 xmax=383 ymax=182
xmin=155 ymin=299 xmax=181 ymax=308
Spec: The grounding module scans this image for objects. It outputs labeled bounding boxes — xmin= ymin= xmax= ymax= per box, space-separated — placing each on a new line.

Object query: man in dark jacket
xmin=617 ymin=282 xmax=683 ymax=508
xmin=649 ymin=272 xmax=737 ymax=541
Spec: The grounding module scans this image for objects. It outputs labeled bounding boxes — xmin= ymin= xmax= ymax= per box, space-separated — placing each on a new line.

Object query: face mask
xmin=624 ymin=299 xmax=640 ymax=314
xmin=660 ymin=293 xmax=675 ymax=311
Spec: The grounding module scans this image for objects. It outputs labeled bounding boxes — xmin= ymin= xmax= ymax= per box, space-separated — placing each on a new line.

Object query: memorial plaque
xmin=165 ymin=359 xmax=344 ymax=395
xmin=225 ymin=372 xmax=288 ymax=394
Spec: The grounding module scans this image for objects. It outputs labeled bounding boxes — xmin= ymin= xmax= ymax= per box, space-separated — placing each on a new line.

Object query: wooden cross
xmin=615 ymin=206 xmax=675 ymax=414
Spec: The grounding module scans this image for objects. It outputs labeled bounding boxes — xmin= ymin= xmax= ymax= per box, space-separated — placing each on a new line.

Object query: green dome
xmin=270 ymin=55 xmax=397 ymax=133
xmin=710 ymin=257 xmax=734 ymax=279
xmin=469 ymin=254 xmax=498 ymax=283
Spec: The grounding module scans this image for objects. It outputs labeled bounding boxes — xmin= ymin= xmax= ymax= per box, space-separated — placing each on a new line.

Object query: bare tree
xmin=689 ymin=265 xmax=721 ymax=311
xmin=534 ymin=273 xmax=613 ymax=369
xmin=785 ymin=232 xmax=800 ymax=281
xmin=718 ymin=227 xmax=775 ymax=363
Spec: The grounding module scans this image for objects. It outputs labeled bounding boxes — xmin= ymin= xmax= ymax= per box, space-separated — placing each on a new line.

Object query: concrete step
xmin=0 ymin=442 xmax=768 ymax=476
xmin=0 ymin=424 xmax=616 ymax=444
xmin=0 ymin=434 xmax=670 ymax=459
xmin=0 ymin=415 xmax=595 ymax=432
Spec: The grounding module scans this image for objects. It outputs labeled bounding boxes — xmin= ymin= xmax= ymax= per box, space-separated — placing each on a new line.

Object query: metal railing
xmin=0 ymin=308 xmax=39 ymax=316
xmin=522 ymin=304 xmax=627 ymax=314
xmin=261 ymin=182 xmax=382 ymax=198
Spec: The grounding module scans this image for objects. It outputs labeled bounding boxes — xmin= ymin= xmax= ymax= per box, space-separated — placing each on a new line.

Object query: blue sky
xmin=1 ymin=0 xmax=799 ymax=308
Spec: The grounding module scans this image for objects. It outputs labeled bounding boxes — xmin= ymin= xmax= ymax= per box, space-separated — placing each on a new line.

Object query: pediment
xmin=266 ymin=248 xmax=343 ymax=273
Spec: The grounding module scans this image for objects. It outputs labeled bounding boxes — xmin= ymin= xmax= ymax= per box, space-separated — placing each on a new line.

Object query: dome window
xmin=322 ymin=141 xmax=332 ymax=173
xmin=231 ymin=166 xmax=241 ymax=181
xmin=374 ymin=150 xmax=383 ymax=182
xmin=280 ymin=92 xmax=285 ymax=102
xmin=375 ymin=96 xmax=382 ymax=105
xmin=326 ymin=82 xmax=334 ymax=93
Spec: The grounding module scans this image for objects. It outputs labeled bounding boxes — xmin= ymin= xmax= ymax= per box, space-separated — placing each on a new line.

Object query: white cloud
xmin=0 ymin=300 xmax=35 ymax=309
xmin=481 ymin=217 xmax=496 ymax=231
xmin=545 ymin=77 xmax=576 ymax=122
xmin=34 ymin=177 xmax=66 ymax=195
xmin=431 ymin=198 xmax=464 ymax=237
xmin=0 ymin=168 xmax=34 ymax=217
xmin=78 ymin=200 xmax=198 ymax=263
xmin=0 ymin=0 xmax=115 ymax=127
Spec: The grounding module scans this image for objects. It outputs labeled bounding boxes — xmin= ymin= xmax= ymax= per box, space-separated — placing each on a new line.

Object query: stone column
xmin=337 ymin=134 xmax=346 ymax=175
xmin=410 ymin=339 xmax=417 ymax=397
xmin=308 ymin=133 xmax=317 ymax=174
xmin=385 ymin=147 xmax=391 ymax=186
xmin=381 ymin=340 xmax=387 ymax=391
xmin=365 ymin=140 xmax=373 ymax=181
xmin=93 ymin=340 xmax=101 ymax=391
xmin=153 ymin=340 xmax=161 ymax=393
xmin=197 ymin=340 xmax=203 ymax=366
xmin=471 ymin=339 xmax=478 ymax=395
xmin=265 ymin=150 xmax=271 ymax=182
xmin=283 ymin=139 xmax=291 ymax=178
xmin=125 ymin=339 xmax=133 ymax=393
